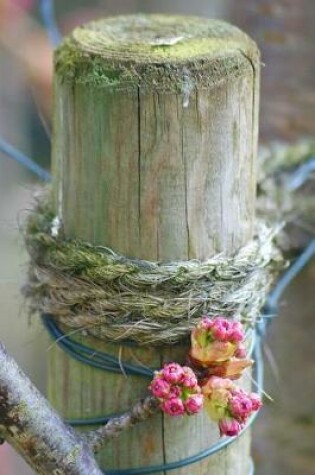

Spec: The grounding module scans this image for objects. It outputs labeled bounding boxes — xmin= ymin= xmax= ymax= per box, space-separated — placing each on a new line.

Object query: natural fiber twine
xmin=24 ymin=196 xmax=282 ymax=346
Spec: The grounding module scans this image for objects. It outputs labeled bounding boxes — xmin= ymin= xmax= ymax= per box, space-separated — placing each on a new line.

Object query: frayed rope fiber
xmin=24 ymin=196 xmax=283 ymax=346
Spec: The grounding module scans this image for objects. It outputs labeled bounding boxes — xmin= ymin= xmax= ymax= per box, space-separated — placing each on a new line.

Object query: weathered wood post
xmin=50 ymin=14 xmax=260 ymax=474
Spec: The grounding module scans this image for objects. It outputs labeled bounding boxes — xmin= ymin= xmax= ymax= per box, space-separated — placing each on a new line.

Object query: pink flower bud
xmin=149 ymin=377 xmax=171 ymax=398
xmin=169 ymin=385 xmax=182 ymax=398
xmin=229 ymin=395 xmax=253 ymax=421
xmin=234 ymin=344 xmax=247 ymax=359
xmin=228 ymin=322 xmax=245 ymax=343
xmin=200 ymin=316 xmax=214 ymax=330
xmin=161 ymin=397 xmax=185 ymax=416
xmin=162 ymin=363 xmax=184 ymax=384
xmin=182 ymin=366 xmax=198 ymax=388
xmin=219 ymin=418 xmax=242 ymax=437
xmin=211 ymin=319 xmax=230 ymax=341
xmin=185 ymin=394 xmax=204 ymax=414
xmin=249 ymin=392 xmax=262 ymax=411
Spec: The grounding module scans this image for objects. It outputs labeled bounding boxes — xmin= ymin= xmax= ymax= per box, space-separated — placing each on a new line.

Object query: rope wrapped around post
xmin=24 ymin=198 xmax=282 ymax=346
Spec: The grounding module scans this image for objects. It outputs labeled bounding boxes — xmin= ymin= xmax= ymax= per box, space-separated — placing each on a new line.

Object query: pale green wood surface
xmin=50 ymin=14 xmax=260 ymax=474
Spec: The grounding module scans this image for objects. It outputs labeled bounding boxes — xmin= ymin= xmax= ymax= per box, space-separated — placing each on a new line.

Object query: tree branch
xmin=0 ymin=342 xmax=103 ymax=475
xmin=84 ymin=396 xmax=160 ymax=454
xmin=0 ymin=341 xmax=162 ymax=473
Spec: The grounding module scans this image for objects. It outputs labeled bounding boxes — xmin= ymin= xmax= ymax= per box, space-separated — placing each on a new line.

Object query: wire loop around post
xmin=43 ymin=313 xmax=263 ymax=475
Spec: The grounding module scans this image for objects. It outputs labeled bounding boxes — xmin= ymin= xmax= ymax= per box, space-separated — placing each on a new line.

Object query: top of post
xmin=55 ymin=14 xmax=259 ymax=91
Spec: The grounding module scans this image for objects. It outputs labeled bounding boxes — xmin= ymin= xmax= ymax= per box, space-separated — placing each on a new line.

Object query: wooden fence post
xmin=50 ymin=14 xmax=260 ymax=474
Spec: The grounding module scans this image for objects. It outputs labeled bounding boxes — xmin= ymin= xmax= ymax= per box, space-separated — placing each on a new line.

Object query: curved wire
xmin=42 ymin=314 xmax=263 ymax=472
xmin=42 ymin=315 xmax=256 ymax=389
xmin=39 ymin=0 xmax=62 ymax=47
xmin=42 ymin=314 xmax=154 ymax=379
xmin=0 ymin=136 xmax=51 ymax=182
xmin=287 ymin=156 xmax=315 ymax=190
xmin=264 ymin=239 xmax=315 ymax=319
xmin=101 ymin=335 xmax=263 ymax=475
xmin=41 ymin=316 xmax=256 ymax=430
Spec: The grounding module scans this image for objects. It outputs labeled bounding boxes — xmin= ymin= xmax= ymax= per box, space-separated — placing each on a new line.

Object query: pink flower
xmin=149 ymin=377 xmax=171 ymax=398
xmin=229 ymin=394 xmax=253 ymax=421
xmin=249 ymin=392 xmax=262 ymax=411
xmin=161 ymin=397 xmax=185 ymax=416
xmin=182 ymin=366 xmax=198 ymax=388
xmin=219 ymin=418 xmax=242 ymax=437
xmin=185 ymin=394 xmax=204 ymax=414
xmin=162 ymin=363 xmax=184 ymax=384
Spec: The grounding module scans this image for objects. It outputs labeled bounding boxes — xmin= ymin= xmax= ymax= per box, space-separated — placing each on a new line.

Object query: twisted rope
xmin=24 ymin=197 xmax=282 ymax=345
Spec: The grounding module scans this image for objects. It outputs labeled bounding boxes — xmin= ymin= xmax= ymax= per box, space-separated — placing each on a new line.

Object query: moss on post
xmin=51 ymin=14 xmax=260 ymax=474
xmin=54 ymin=15 xmax=258 ymax=90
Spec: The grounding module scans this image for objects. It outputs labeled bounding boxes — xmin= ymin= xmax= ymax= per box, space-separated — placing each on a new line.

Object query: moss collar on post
xmin=54 ymin=14 xmax=259 ymax=91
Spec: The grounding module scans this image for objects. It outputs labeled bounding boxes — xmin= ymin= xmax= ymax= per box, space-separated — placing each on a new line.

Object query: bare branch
xmin=0 ymin=341 xmax=161 ymax=471
xmin=85 ymin=396 xmax=160 ymax=454
xmin=0 ymin=343 xmax=103 ymax=475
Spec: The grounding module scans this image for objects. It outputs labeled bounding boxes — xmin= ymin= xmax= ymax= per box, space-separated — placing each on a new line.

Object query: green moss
xmin=54 ymin=14 xmax=259 ymax=89
xmin=55 ymin=39 xmax=125 ymax=87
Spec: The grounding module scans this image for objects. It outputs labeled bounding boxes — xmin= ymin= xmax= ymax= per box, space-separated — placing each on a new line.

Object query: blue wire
xmin=102 ymin=336 xmax=264 ymax=475
xmin=265 ymin=239 xmax=315 ymax=315
xmin=39 ymin=0 xmax=62 ymax=47
xmin=0 ymin=136 xmax=51 ymax=182
xmin=43 ymin=315 xmax=256 ymax=384
xmin=42 ymin=314 xmax=154 ymax=379
xmin=43 ymin=314 xmax=257 ymax=419
xmin=287 ymin=156 xmax=315 ymax=190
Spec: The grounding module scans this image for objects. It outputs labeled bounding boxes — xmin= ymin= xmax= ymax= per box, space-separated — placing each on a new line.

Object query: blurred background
xmin=0 ymin=1 xmax=314 ymax=474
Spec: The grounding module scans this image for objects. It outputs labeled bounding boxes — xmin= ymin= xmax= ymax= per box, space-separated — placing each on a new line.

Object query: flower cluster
xmin=191 ymin=316 xmax=246 ymax=361
xmin=149 ymin=363 xmax=204 ymax=416
xmin=202 ymin=376 xmax=262 ymax=436
xmin=148 ymin=316 xmax=262 ymax=438
xmin=190 ymin=316 xmax=252 ymax=380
